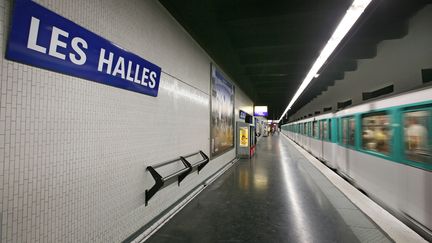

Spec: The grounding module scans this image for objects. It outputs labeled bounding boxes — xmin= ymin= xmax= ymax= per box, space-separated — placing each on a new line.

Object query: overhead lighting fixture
xmin=278 ymin=0 xmax=373 ymax=123
xmin=267 ymin=120 xmax=279 ymax=124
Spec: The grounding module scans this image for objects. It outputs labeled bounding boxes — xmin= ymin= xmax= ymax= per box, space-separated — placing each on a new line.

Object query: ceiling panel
xmin=159 ymin=0 xmax=430 ymax=120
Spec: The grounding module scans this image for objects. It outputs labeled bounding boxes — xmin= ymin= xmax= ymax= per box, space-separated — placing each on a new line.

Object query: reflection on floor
xmin=146 ymin=135 xmax=391 ymax=243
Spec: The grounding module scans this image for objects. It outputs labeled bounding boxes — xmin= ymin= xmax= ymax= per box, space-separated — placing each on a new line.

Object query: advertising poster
xmin=239 ymin=127 xmax=249 ymax=147
xmin=210 ymin=64 xmax=235 ymax=158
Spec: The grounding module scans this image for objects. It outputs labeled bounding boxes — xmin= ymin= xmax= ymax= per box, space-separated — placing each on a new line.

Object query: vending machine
xmin=236 ymin=121 xmax=256 ymax=159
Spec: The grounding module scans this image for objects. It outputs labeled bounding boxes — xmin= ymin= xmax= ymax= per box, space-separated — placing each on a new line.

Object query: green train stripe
xmin=281 ymin=100 xmax=432 ymax=171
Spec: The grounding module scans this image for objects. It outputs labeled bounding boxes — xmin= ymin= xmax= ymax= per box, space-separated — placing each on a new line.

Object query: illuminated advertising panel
xmin=254 ymin=106 xmax=268 ymax=117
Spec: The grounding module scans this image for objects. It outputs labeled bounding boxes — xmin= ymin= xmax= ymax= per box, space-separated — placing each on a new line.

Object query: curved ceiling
xmin=159 ymin=0 xmax=430 ymax=120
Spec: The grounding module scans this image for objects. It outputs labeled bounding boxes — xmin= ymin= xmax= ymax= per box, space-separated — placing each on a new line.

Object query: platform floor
xmin=146 ymin=135 xmax=392 ymax=243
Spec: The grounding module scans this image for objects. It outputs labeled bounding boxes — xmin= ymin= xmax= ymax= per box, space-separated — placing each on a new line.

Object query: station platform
xmin=145 ymin=135 xmax=393 ymax=243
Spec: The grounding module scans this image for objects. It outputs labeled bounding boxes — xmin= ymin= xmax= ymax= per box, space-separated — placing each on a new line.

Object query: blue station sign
xmin=6 ymin=0 xmax=161 ymax=97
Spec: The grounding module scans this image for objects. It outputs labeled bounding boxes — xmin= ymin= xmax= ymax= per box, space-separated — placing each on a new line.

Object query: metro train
xmin=281 ymin=86 xmax=432 ymax=240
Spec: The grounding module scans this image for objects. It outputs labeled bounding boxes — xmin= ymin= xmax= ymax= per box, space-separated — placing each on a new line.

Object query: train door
xmin=311 ymin=120 xmax=318 ymax=155
xmin=346 ymin=116 xmax=356 ymax=178
xmin=303 ymin=122 xmax=307 ymax=147
xmin=306 ymin=122 xmax=312 ymax=152
xmin=328 ymin=118 xmax=337 ymax=168
xmin=400 ymin=106 xmax=432 ymax=231
xmin=319 ymin=120 xmax=324 ymax=159
xmin=338 ymin=116 xmax=355 ymax=177
xmin=322 ymin=119 xmax=330 ymax=162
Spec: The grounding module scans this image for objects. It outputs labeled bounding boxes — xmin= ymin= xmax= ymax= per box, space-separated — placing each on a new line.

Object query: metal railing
xmin=145 ymin=151 xmax=209 ymax=205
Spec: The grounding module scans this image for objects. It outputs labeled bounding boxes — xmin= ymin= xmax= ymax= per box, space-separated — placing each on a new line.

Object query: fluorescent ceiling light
xmin=278 ymin=0 xmax=373 ymax=123
xmin=267 ymin=120 xmax=279 ymax=124
xmin=254 ymin=106 xmax=268 ymax=113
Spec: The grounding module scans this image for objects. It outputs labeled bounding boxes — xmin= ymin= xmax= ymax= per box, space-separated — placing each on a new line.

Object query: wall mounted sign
xmin=6 ymin=0 xmax=161 ymax=97
xmin=254 ymin=106 xmax=268 ymax=117
xmin=239 ymin=110 xmax=247 ymax=120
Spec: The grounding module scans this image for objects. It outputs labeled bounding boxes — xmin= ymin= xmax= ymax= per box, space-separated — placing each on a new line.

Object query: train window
xmin=362 ymin=113 xmax=391 ymax=155
xmin=348 ymin=118 xmax=355 ymax=146
xmin=323 ymin=120 xmax=328 ymax=140
xmin=342 ymin=117 xmax=355 ymax=146
xmin=342 ymin=118 xmax=348 ymax=144
xmin=328 ymin=119 xmax=332 ymax=140
xmin=313 ymin=121 xmax=318 ymax=138
xmin=304 ymin=123 xmax=307 ymax=135
xmin=319 ymin=121 xmax=324 ymax=139
xmin=310 ymin=122 xmax=312 ymax=136
xmin=404 ymin=110 xmax=431 ymax=164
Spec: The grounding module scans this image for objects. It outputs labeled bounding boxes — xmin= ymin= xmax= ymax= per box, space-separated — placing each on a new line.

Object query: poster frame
xmin=209 ymin=63 xmax=235 ymax=159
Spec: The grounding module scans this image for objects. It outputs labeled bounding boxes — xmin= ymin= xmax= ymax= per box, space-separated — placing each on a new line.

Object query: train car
xmin=281 ymin=86 xmax=432 ymax=240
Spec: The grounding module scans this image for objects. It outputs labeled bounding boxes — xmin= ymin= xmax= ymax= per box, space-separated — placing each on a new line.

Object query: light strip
xmin=267 ymin=120 xmax=279 ymax=124
xmin=278 ymin=0 xmax=373 ymax=123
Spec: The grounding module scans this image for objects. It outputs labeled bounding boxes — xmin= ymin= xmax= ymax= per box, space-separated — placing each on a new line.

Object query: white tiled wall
xmin=0 ymin=0 xmax=253 ymax=242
